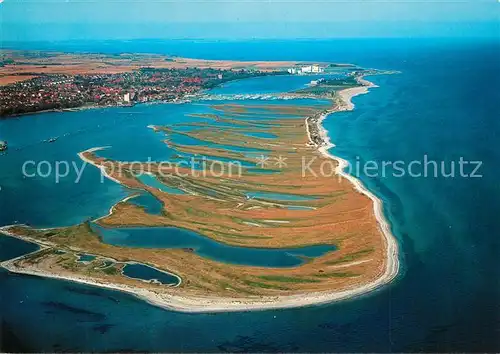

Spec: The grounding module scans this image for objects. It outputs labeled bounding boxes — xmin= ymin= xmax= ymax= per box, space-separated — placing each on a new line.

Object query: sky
xmin=1 ymin=0 xmax=499 ymax=41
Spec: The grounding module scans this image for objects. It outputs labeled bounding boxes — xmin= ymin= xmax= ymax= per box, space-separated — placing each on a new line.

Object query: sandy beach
xmin=77 ymin=146 xmax=123 ymax=185
xmin=314 ymin=76 xmax=400 ymax=308
xmin=1 ymin=75 xmax=399 ymax=313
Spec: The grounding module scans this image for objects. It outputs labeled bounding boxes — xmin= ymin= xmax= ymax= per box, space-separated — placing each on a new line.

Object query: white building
xmin=123 ymin=93 xmax=131 ymax=103
xmin=288 ymin=65 xmax=324 ymax=75
xmin=311 ymin=64 xmax=323 ymax=73
xmin=301 ymin=65 xmax=313 ymax=73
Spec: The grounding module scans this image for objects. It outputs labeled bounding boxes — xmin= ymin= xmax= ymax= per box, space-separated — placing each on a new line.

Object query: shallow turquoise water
xmin=0 ymin=39 xmax=498 ymax=352
xmin=90 ymin=223 xmax=335 ymax=268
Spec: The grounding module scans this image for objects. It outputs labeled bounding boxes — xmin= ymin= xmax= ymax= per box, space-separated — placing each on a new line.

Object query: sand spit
xmin=1 ymin=75 xmax=399 ymax=313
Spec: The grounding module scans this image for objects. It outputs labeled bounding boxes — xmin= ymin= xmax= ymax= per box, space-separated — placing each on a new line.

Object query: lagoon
xmin=91 ymin=223 xmax=335 ymax=268
xmin=122 ymin=263 xmax=180 ymax=285
xmin=246 ymin=191 xmax=316 ymax=202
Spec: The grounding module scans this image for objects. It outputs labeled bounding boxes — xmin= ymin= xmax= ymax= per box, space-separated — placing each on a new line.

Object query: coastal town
xmin=0 ymin=67 xmax=274 ymax=117
xmin=0 ymin=50 xmax=340 ymax=118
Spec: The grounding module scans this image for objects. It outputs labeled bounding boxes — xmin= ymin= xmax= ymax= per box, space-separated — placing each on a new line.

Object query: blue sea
xmin=0 ymin=39 xmax=499 ymax=352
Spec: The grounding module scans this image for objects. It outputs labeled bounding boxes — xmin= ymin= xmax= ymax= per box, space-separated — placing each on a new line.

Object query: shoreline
xmin=1 ymin=75 xmax=400 ymax=313
xmin=312 ymin=75 xmax=400 ymax=308
xmin=0 ymin=98 xmax=192 ymax=120
xmin=0 ymin=69 xmax=366 ymax=120
xmin=77 ymin=146 xmax=123 ymax=185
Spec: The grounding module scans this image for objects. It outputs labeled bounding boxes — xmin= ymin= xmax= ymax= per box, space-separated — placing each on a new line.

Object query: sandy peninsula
xmin=1 ymin=74 xmax=399 ymax=313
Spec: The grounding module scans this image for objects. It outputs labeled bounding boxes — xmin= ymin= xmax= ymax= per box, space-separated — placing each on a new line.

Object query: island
xmin=0 ymin=51 xmax=399 ymax=312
